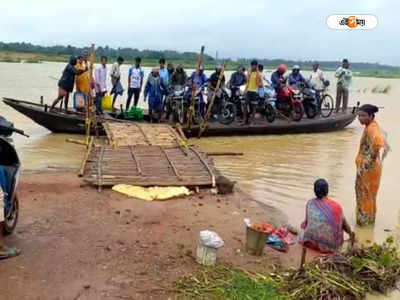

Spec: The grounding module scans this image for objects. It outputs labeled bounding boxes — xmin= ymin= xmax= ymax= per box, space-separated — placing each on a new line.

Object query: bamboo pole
xmin=198 ymin=62 xmax=226 ymax=138
xmin=186 ymin=46 xmax=205 ymax=131
xmin=299 ymin=246 xmax=307 ymax=271
xmin=78 ymin=136 xmax=94 ymax=177
xmin=160 ymin=146 xmax=182 ymax=181
xmin=86 ymin=44 xmax=96 ymax=146
xmin=66 ymin=138 xmax=87 ymax=146
xmin=129 ymin=146 xmax=143 ymax=175
xmin=205 ymin=151 xmax=243 ymax=156
xmin=190 ymin=147 xmax=216 ymax=187
xmin=97 ymin=145 xmax=105 ymax=192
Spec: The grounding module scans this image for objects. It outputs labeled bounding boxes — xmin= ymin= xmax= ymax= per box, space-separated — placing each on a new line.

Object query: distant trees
xmin=0 ymin=42 xmax=215 ymax=62
xmin=0 ymin=41 xmax=398 ymax=72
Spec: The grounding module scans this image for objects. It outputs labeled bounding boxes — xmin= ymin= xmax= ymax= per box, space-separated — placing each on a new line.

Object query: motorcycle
xmin=170 ymin=84 xmax=204 ymax=124
xmin=297 ymin=81 xmax=319 ymax=119
xmin=166 ymin=85 xmax=185 ymax=123
xmin=249 ymin=85 xmax=277 ymax=122
xmin=227 ymin=86 xmax=245 ymax=118
xmin=207 ymin=87 xmax=237 ymax=125
xmin=0 ymin=116 xmax=28 ymax=235
xmin=265 ymin=85 xmax=304 ymax=122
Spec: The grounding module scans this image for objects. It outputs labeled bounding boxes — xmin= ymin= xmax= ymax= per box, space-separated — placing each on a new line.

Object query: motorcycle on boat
xmin=296 ymin=81 xmax=319 ymax=119
xmin=265 ymin=85 xmax=304 ymax=122
xmin=207 ymin=87 xmax=237 ymax=125
xmin=169 ymin=84 xmax=205 ymax=125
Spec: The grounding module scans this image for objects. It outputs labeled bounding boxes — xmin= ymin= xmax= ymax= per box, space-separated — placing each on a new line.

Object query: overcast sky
xmin=2 ymin=0 xmax=399 ymax=65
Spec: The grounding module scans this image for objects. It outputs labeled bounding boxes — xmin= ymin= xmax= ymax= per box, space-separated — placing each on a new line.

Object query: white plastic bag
xmin=199 ymin=230 xmax=224 ymax=249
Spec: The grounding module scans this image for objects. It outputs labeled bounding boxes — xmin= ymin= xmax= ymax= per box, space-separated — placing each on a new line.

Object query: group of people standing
xmin=51 ymin=53 xmax=353 ymax=123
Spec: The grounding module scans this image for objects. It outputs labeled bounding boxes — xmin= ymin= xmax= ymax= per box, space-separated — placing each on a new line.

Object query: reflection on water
xmin=1 ymin=62 xmax=400 ymax=299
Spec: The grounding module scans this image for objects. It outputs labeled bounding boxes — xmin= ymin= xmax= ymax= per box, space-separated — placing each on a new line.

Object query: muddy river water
xmin=0 ymin=61 xmax=399 ymax=298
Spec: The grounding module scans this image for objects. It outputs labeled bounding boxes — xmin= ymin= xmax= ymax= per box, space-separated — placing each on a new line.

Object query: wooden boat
xmin=3 ymin=98 xmax=90 ymax=134
xmin=3 ymin=97 xmax=357 ymax=136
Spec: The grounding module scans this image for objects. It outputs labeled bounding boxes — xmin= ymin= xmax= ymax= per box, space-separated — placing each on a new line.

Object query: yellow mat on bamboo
xmin=112 ymin=184 xmax=192 ymax=201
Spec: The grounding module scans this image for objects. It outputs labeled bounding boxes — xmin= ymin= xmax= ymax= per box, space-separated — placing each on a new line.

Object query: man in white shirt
xmin=309 ymin=62 xmax=325 ymax=111
xmin=94 ymin=56 xmax=108 ymax=114
xmin=110 ymin=56 xmax=124 ymax=110
xmin=309 ymin=62 xmax=325 ymax=91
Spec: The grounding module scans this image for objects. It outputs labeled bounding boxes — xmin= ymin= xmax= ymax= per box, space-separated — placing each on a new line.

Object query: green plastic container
xmin=124 ymin=107 xmax=143 ymax=121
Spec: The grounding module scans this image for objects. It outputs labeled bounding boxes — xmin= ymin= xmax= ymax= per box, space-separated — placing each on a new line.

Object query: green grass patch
xmin=173 ymin=238 xmax=400 ymax=300
xmin=173 ymin=265 xmax=286 ymax=300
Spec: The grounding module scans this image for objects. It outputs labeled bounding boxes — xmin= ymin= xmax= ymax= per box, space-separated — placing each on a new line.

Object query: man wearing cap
xmin=243 ymin=60 xmax=263 ymax=125
xmin=335 ymin=59 xmax=352 ymax=113
xmin=288 ymin=65 xmax=306 ymax=87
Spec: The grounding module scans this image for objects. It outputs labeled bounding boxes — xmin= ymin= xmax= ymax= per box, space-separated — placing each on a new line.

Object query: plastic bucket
xmin=196 ymin=243 xmax=218 ymax=266
xmin=245 ymin=227 xmax=269 ymax=256
xmin=101 ymin=95 xmax=113 ymax=111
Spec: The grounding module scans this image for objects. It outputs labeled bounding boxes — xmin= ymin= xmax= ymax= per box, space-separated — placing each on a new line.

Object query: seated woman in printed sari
xmin=300 ymin=179 xmax=354 ymax=254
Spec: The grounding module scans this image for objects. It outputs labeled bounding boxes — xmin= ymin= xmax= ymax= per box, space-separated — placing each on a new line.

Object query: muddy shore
xmin=0 ymin=170 xmax=307 ymax=300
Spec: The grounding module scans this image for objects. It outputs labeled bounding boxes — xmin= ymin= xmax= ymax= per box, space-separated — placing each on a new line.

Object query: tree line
xmin=0 ymin=41 xmax=399 ymax=72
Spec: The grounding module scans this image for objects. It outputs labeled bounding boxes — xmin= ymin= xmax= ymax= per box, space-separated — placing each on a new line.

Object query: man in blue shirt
xmin=126 ymin=57 xmax=145 ymax=109
xmin=159 ymin=58 xmax=169 ymax=86
xmin=288 ymin=65 xmax=306 ymax=87
xmin=188 ymin=65 xmax=207 ymax=87
xmin=187 ymin=66 xmax=208 ymax=116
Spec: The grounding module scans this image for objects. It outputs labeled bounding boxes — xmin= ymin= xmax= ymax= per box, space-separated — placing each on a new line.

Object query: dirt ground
xmin=0 ymin=171 xmax=307 ymax=300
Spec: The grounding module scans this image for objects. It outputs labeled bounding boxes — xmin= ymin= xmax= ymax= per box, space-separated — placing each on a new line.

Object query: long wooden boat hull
xmin=3 ymin=97 xmax=357 ymax=136
xmin=3 ymin=98 xmax=87 ymax=134
xmin=186 ymin=112 xmax=357 ymax=137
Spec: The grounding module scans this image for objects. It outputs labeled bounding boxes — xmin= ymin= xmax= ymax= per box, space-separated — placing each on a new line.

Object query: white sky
xmin=1 ymin=0 xmax=399 ymax=65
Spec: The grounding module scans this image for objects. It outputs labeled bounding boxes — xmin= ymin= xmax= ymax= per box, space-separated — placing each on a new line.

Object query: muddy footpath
xmin=0 ymin=171 xmax=307 ymax=300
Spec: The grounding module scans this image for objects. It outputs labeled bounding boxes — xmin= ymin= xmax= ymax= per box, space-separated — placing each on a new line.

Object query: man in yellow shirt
xmin=243 ymin=60 xmax=262 ymax=125
xmin=75 ymin=51 xmax=90 ymax=95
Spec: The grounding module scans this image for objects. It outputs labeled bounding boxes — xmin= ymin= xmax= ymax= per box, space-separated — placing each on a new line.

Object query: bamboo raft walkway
xmin=103 ymin=121 xmax=186 ymax=147
xmin=81 ymin=122 xmax=216 ymax=190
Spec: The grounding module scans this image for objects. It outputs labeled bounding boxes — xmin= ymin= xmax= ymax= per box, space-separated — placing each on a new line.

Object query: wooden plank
xmin=97 ymin=146 xmax=105 ymax=192
xmin=83 ymin=144 xmax=215 ymax=188
xmin=190 ymin=147 xmax=216 ymax=188
xmin=160 ymin=147 xmax=181 ymax=181
xmin=133 ymin=123 xmax=151 ymax=145
xmin=129 ymin=146 xmax=143 ymax=176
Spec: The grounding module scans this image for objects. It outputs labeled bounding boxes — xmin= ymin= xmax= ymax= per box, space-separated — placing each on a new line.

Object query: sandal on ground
xmin=0 ymin=246 xmax=21 ymax=260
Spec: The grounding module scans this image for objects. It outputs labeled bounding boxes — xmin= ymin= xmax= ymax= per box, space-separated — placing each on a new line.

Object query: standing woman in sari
xmin=356 ymin=104 xmax=389 ymax=226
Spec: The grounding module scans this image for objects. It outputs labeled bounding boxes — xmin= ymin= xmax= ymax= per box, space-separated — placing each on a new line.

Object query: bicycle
xmin=315 ymin=80 xmax=334 ymax=118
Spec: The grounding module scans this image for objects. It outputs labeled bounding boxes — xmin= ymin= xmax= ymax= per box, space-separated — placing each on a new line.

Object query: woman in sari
xmin=356 ymin=104 xmax=389 ymax=226
xmin=300 ymin=179 xmax=353 ymax=253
